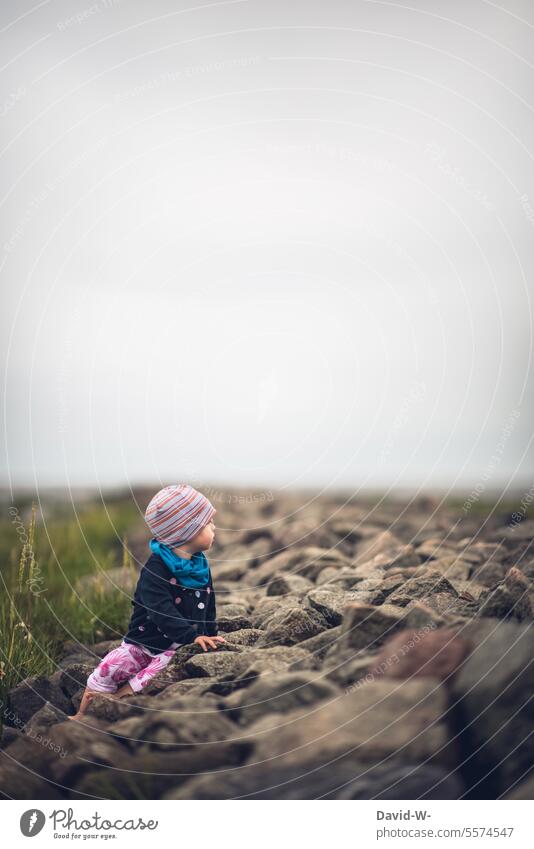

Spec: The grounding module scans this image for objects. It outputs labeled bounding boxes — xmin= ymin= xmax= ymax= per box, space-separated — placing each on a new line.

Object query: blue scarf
xmin=149 ymin=538 xmax=210 ymax=588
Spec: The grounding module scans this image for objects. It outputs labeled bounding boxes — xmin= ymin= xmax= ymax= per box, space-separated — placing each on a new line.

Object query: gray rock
xmin=222 ymin=628 xmax=263 ymax=646
xmin=325 ymin=655 xmax=375 ymax=689
xmin=429 ymin=557 xmax=472 ymax=581
xmin=109 ymin=695 xmax=237 ymax=750
xmin=478 ymin=567 xmax=532 ymax=621
xmin=340 ymin=602 xmax=406 ymax=651
xmin=6 ymin=674 xmax=72 ymax=727
xmin=250 ymin=547 xmax=350 ymax=586
xmin=23 ymin=702 xmax=67 ymax=734
xmin=471 ymin=560 xmax=509 ymax=587
xmin=355 ymin=531 xmax=402 ymax=564
xmin=249 ymin=595 xmax=299 ymax=629
xmin=217 ymin=604 xmax=253 ymax=632
xmin=306 ymin=587 xmax=348 ymax=626
xmin=388 ymin=571 xmax=459 ymax=607
xmin=451 ymin=619 xmax=534 ymax=796
xmin=297 ymin=625 xmax=343 ymax=660
xmin=255 ymin=605 xmax=326 ymax=647
xmin=248 ymin=678 xmax=453 ymax=771
xmin=266 ymin=573 xmax=314 ymax=597
xmin=224 ymin=671 xmax=339 ymax=725
xmin=166 ymin=761 xmax=463 ymax=800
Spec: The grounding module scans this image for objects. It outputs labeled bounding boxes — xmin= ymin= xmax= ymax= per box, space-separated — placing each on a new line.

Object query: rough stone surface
xmin=340 ymin=602 xmax=406 ymax=650
xmin=2 ymin=492 xmax=531 ymax=800
xmin=451 ymin=619 xmax=534 ymax=797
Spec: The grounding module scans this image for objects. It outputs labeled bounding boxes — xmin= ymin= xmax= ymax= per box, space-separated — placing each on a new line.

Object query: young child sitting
xmin=70 ymin=484 xmax=225 ymax=720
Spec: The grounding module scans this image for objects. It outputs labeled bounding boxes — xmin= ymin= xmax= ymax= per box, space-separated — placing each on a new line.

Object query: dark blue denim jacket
xmin=123 ymin=553 xmax=217 ymax=653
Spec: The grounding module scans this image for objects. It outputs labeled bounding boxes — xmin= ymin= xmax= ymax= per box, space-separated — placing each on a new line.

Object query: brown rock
xmin=248 ymin=678 xmax=454 ymax=769
xmin=355 ymin=531 xmax=401 ymax=564
xmin=479 ymin=567 xmax=532 ymax=621
xmin=266 ymin=573 xmax=313 ymax=597
xmin=255 ymin=605 xmax=326 ymax=647
xmin=224 ymin=671 xmax=339 ymax=725
xmin=388 ymin=570 xmax=459 ymax=607
xmin=340 ymin=602 xmax=406 ymax=650
xmin=369 ymin=628 xmax=472 ymax=681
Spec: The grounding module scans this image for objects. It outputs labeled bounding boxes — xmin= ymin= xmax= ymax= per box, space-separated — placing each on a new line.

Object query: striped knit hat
xmin=144 ymin=484 xmax=216 ymax=547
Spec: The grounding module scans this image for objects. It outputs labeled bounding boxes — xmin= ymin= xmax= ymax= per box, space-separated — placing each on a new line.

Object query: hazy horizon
xmin=2 ymin=0 xmax=533 ymax=497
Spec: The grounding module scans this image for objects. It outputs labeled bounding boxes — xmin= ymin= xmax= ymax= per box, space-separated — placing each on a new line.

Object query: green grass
xmin=0 ymin=498 xmax=140 ymax=710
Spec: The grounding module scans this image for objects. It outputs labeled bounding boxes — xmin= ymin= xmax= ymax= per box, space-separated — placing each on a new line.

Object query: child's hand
xmin=194 ymin=635 xmax=226 ymax=652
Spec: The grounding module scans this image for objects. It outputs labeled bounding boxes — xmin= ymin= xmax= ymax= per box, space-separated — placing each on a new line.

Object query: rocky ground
xmin=1 ymin=491 xmax=533 ymax=800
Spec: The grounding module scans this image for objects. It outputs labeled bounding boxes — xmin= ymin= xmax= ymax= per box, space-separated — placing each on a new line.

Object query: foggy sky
xmin=1 ymin=0 xmax=533 ymax=497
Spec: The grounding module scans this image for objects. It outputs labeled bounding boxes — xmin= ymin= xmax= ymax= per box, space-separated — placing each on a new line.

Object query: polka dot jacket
xmin=123 ymin=552 xmax=217 ymax=653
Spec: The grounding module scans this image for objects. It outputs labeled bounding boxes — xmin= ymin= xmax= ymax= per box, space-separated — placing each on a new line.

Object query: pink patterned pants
xmin=86 ymin=639 xmax=177 ymax=694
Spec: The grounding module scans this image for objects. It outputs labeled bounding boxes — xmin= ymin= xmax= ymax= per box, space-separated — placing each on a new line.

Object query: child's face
xmin=190 ymin=519 xmax=216 ymax=552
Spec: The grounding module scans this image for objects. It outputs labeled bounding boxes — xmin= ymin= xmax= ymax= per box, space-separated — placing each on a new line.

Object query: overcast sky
xmin=1 ymin=0 xmax=533 ymax=497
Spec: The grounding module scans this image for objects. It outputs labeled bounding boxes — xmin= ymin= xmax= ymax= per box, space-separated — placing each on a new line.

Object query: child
xmin=70 ymin=484 xmax=225 ymax=720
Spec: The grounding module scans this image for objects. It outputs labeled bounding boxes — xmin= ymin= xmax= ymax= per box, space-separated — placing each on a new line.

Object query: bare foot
xmin=69 ymin=682 xmax=135 ymax=720
xmin=68 ymin=688 xmax=101 ymax=721
xmin=103 ymin=682 xmax=135 ymax=702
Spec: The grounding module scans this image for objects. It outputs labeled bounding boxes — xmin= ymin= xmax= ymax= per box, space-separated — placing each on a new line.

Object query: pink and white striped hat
xmin=144 ymin=484 xmax=216 ymax=546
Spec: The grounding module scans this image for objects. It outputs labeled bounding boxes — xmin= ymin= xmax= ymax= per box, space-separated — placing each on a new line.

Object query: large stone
xmin=428 ymin=557 xmax=472 ymax=581
xmin=266 ymin=573 xmax=314 ymax=597
xmin=185 ymin=651 xmax=250 ymax=680
xmin=416 ymin=539 xmax=461 ymax=562
xmin=418 ymin=592 xmax=478 ymax=618
xmin=250 ymin=547 xmax=350 ymax=586
xmin=225 ymin=671 xmax=339 ymax=725
xmin=324 ymin=654 xmax=375 ymax=689
xmin=491 ymin=519 xmax=534 ymax=542
xmin=369 ymin=628 xmax=472 ymax=681
xmin=249 ymin=595 xmax=299 ymax=629
xmin=166 ymin=761 xmax=463 ymax=800
xmin=306 ymin=587 xmax=352 ymax=626
xmin=232 ymin=646 xmax=314 ymax=689
xmin=297 ymin=626 xmax=343 ymax=660
xmin=222 ymin=628 xmax=263 ymax=646
xmin=478 ymin=567 xmax=532 ymax=621
xmin=388 ymin=571 xmax=459 ymax=607
xmin=217 ymin=604 xmax=253 ymax=632
xmin=72 ymin=737 xmax=251 ymax=799
xmin=471 ymin=560 xmax=508 ymax=587
xmin=317 ymin=566 xmax=364 ymax=588
xmin=54 ymin=662 xmax=95 ymax=699
xmin=451 ymin=619 xmax=534 ymax=796
xmin=108 ymin=695 xmax=237 ymax=751
xmin=355 ymin=531 xmax=401 ymax=564
xmin=184 ymin=645 xmax=312 ymax=685
xmin=23 ymin=702 xmax=67 ymax=735
xmin=0 ymin=735 xmax=62 ymax=799
xmin=6 ymin=674 xmax=72 ymax=727
xmin=340 ymin=602 xmax=406 ymax=650
xmin=255 ymin=606 xmax=326 ymax=647
xmin=249 ymin=678 xmax=454 ymax=770
xmin=356 ymin=545 xmax=421 ymax=574
xmin=402 ymin=601 xmax=448 ymax=630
